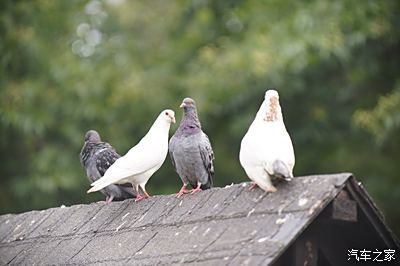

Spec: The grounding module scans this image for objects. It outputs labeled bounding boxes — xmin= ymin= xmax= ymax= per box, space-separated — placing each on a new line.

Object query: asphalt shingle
xmin=0 ymin=173 xmax=352 ymax=265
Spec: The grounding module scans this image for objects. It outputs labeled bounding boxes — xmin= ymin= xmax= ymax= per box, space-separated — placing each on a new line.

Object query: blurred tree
xmin=0 ymin=0 xmax=399 ymax=235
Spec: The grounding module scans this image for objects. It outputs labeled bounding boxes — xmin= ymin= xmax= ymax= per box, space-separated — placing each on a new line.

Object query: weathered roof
xmin=0 ymin=173 xmax=396 ymax=265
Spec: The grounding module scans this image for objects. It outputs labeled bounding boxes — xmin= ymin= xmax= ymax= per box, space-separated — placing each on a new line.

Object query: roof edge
xmin=346 ymin=175 xmax=400 ymax=249
xmin=269 ymin=172 xmax=353 ymax=264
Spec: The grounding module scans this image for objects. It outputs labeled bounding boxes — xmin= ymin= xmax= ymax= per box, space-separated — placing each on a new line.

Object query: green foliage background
xmin=1 ymin=0 xmax=399 ymax=235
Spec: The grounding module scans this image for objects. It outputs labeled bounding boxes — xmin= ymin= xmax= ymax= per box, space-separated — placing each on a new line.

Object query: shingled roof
xmin=0 ymin=173 xmax=398 ymax=265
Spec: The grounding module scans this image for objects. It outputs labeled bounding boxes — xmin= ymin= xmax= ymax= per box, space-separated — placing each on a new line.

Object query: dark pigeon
xmin=169 ymin=98 xmax=215 ymax=197
xmin=80 ymin=130 xmax=136 ymax=203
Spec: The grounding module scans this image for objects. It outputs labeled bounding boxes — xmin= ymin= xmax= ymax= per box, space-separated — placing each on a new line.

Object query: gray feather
xmin=271 ymin=160 xmax=293 ymax=181
xmin=169 ymin=98 xmax=214 ymax=189
xmin=80 ymin=130 xmax=136 ymax=200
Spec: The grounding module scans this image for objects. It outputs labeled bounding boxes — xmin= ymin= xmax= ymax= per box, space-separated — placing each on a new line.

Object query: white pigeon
xmin=87 ymin=109 xmax=176 ymax=201
xmin=239 ymin=90 xmax=295 ymax=192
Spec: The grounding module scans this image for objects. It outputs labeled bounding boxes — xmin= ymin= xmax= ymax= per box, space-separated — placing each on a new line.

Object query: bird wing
xmin=79 ymin=142 xmax=92 ymax=168
xmin=199 ymin=132 xmax=215 ymax=184
xmin=94 ymin=143 xmax=121 ymax=176
xmin=95 ymin=144 xmax=136 ymax=198
xmin=80 ymin=142 xmax=104 ymax=183
xmin=283 ymin=132 xmax=295 ymax=170
xmin=88 ymin=141 xmax=162 ymax=192
xmin=168 ymin=135 xmax=177 ymax=171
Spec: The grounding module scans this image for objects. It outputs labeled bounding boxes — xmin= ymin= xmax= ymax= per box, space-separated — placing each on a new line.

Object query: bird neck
xmin=256 ymin=101 xmax=283 ymax=122
xmin=177 ymin=109 xmax=201 ymax=135
xmin=145 ymin=118 xmax=171 ymax=140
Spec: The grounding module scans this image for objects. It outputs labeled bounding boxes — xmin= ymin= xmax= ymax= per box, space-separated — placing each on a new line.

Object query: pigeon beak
xmin=171 ymin=116 xmax=176 ymax=123
xmin=180 ymin=102 xmax=186 ymax=108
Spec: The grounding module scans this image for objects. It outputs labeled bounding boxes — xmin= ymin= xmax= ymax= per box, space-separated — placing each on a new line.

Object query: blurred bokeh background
xmin=1 ymin=0 xmax=399 ymax=235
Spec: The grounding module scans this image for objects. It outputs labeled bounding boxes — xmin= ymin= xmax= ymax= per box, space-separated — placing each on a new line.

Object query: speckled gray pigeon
xmin=169 ymin=98 xmax=214 ymax=197
xmin=80 ymin=130 xmax=136 ymax=203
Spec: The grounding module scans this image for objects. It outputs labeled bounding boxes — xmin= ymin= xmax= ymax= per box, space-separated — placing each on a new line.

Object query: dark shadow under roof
xmin=0 ymin=173 xmax=397 ymax=265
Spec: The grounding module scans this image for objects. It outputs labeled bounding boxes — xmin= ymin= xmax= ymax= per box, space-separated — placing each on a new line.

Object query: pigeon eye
xmin=165 ymin=112 xmax=168 ymax=116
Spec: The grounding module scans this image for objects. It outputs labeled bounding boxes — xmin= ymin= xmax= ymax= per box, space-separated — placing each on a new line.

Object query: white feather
xmin=239 ymin=90 xmax=295 ymax=192
xmin=87 ymin=109 xmax=175 ymax=193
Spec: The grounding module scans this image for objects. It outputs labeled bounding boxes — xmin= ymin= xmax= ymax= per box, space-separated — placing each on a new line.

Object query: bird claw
xmin=249 ymin=182 xmax=258 ymax=190
xmin=176 ymin=190 xmax=191 ymax=198
xmin=135 ymin=195 xmax=148 ymax=202
xmin=190 ymin=187 xmax=202 ymax=194
xmin=105 ymin=196 xmax=114 ymax=204
xmin=176 ymin=186 xmax=192 ymax=198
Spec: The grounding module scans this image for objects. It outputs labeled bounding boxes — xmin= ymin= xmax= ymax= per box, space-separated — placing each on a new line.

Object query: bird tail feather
xmin=272 ymin=160 xmax=293 ymax=181
xmin=87 ymin=178 xmax=115 ymax=193
xmin=200 ymin=176 xmax=213 ymax=190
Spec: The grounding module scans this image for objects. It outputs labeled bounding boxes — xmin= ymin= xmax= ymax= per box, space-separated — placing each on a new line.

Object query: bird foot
xmin=190 ymin=187 xmax=202 ymax=194
xmin=135 ymin=195 xmax=147 ymax=202
xmin=249 ymin=182 xmax=258 ymax=190
xmin=176 ymin=186 xmax=191 ymax=198
xmin=105 ymin=196 xmax=114 ymax=204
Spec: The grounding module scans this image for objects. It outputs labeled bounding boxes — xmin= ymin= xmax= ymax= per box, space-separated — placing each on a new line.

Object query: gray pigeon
xmin=169 ymin=98 xmax=214 ymax=197
xmin=80 ymin=130 xmax=136 ymax=203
